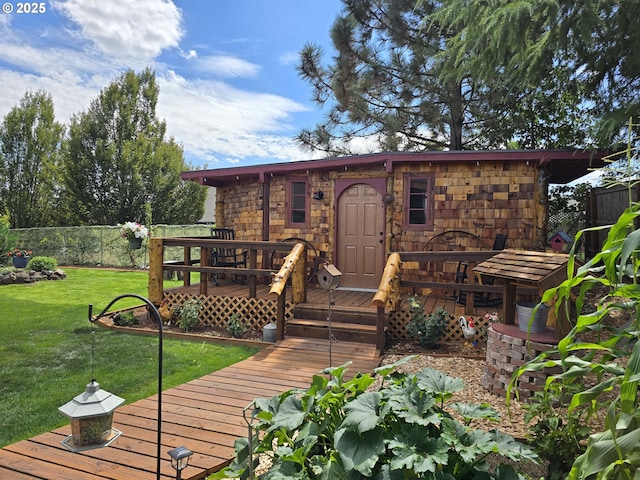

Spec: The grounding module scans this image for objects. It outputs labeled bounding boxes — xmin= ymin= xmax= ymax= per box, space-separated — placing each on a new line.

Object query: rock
xmin=0 ymin=272 xmax=16 ymax=284
xmin=13 ymin=271 xmax=34 ymax=283
xmin=51 ymin=269 xmax=67 ymax=280
xmin=0 ymin=268 xmax=66 ymax=285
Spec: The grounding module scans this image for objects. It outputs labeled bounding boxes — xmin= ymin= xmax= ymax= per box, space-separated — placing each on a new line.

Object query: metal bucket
xmin=517 ymin=303 xmax=549 ymax=333
xmin=263 ymin=322 xmax=276 ymax=342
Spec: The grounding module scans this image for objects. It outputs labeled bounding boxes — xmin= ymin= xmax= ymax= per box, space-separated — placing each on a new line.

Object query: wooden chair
xmin=210 ymin=228 xmax=247 ymax=284
xmin=455 ymin=234 xmax=507 ymax=306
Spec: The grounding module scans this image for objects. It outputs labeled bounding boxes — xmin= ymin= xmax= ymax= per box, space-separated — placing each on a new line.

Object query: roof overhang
xmin=182 ymin=150 xmax=609 ymax=187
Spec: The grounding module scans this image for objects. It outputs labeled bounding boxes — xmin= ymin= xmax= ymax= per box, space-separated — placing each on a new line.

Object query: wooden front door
xmin=336 ymin=183 xmax=385 ymax=289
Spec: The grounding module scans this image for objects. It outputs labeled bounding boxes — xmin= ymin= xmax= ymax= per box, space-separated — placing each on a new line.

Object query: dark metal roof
xmin=182 ymin=150 xmax=608 ymax=187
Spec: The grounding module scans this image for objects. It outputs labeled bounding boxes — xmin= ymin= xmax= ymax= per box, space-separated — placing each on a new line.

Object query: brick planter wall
xmin=482 ymin=323 xmax=561 ymax=399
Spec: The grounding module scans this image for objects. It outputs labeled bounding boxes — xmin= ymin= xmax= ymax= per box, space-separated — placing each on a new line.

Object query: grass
xmin=0 ymin=267 xmax=260 ymax=447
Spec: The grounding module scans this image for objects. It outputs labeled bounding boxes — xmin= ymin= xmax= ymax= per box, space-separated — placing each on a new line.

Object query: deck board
xmin=0 ymin=338 xmax=380 ymax=480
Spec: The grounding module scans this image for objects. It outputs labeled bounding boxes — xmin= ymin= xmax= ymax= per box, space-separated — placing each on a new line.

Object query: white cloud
xmin=51 ymin=0 xmax=183 ymax=61
xmin=193 ymin=55 xmax=260 ymax=78
xmin=157 ymin=71 xmax=311 ymax=165
xmin=0 ymin=1 xmax=323 ymax=168
xmin=279 ymin=51 xmax=299 ymax=66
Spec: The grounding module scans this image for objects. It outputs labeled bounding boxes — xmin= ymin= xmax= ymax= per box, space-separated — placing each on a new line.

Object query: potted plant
xmin=7 ymin=248 xmax=32 ymax=268
xmin=119 ymin=222 xmax=149 ymax=249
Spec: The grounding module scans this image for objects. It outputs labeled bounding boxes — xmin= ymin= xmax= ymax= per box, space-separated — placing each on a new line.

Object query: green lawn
xmin=0 ymin=268 xmax=260 ymax=447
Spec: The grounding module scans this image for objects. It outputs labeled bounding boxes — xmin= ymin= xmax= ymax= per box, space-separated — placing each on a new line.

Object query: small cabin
xmin=182 ymin=150 xmax=604 ymax=290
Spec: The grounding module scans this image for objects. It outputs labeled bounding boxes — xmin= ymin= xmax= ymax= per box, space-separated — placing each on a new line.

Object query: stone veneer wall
xmin=482 ymin=325 xmax=560 ymax=399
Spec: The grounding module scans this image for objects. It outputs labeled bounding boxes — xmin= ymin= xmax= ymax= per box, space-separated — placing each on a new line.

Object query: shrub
xmin=524 ymin=386 xmax=591 ymax=480
xmin=406 ymin=297 xmax=450 ymax=348
xmin=112 ymin=311 xmax=139 ymax=327
xmin=226 ymin=314 xmax=246 ymax=338
xmin=174 ymin=298 xmax=201 ymax=332
xmin=214 ymin=360 xmax=539 ymax=479
xmin=0 ymin=216 xmax=16 ymax=266
xmin=26 ymin=256 xmax=57 ymax=272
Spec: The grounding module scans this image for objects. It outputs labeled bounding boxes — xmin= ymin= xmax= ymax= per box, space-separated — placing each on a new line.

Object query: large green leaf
xmin=450 ymin=403 xmax=499 ymax=424
xmin=386 ymin=381 xmax=439 ymax=426
xmin=387 ymin=436 xmax=449 ymax=474
xmin=335 ymin=427 xmax=385 ymax=476
xmin=415 ymin=368 xmax=464 ymax=402
xmin=340 ymin=391 xmax=384 ymax=433
xmin=270 ymin=394 xmax=306 ymax=431
xmin=571 ymin=429 xmax=640 ymax=479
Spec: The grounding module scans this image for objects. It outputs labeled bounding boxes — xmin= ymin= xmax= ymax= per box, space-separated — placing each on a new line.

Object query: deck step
xmin=286 ymin=318 xmax=378 ymax=344
xmin=292 ymin=304 xmax=377 ymax=325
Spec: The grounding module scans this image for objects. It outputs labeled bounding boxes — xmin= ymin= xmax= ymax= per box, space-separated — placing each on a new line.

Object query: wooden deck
xmin=0 ymin=338 xmax=381 ymax=480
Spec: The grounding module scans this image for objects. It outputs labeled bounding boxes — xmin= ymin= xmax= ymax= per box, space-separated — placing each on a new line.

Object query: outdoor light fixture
xmin=59 ymin=293 xmax=165 ymax=480
xmin=168 ymin=446 xmax=193 ymax=480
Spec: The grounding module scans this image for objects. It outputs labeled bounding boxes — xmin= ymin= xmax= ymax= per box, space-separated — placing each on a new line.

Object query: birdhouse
xmin=548 ymin=231 xmax=572 ymax=252
xmin=317 ymin=263 xmax=342 ymax=290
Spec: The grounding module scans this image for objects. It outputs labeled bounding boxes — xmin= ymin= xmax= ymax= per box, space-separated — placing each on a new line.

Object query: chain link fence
xmin=7 ymin=224 xmax=214 ymax=268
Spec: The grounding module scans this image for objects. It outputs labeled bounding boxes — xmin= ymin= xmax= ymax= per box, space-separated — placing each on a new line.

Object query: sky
xmin=0 ymin=0 xmax=344 ymax=169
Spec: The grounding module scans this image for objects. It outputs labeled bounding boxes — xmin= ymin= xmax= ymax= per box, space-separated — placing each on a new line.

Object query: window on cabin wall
xmin=403 ymin=173 xmax=435 ymax=230
xmin=287 ymin=178 xmax=309 ymax=227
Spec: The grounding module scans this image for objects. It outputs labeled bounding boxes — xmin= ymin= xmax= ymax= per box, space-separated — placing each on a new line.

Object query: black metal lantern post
xmin=168 ymin=446 xmax=193 ymax=480
xmin=93 ymin=294 xmax=164 ymax=480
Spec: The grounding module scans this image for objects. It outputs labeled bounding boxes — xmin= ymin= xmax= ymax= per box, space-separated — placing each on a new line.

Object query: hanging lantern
xmin=58 ymin=379 xmax=124 ymax=451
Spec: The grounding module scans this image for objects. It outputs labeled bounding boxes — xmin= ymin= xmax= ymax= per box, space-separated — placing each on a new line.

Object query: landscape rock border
xmin=0 ymin=268 xmax=67 ymax=285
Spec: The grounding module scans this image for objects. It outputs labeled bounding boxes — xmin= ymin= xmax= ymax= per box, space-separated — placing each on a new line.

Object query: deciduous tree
xmin=0 ymin=91 xmax=64 ymax=228
xmin=62 ymin=69 xmax=205 ymax=225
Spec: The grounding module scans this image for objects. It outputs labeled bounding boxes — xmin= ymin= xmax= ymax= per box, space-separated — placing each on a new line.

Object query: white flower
xmin=120 ymin=221 xmax=149 ymax=240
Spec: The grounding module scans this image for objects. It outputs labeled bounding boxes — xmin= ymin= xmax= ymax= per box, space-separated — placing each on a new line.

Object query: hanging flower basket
xmin=128 ymin=237 xmax=143 ymax=250
xmin=120 ymin=222 xmax=149 ymax=250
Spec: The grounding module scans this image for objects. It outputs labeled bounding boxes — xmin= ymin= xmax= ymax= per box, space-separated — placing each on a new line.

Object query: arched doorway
xmin=335 ymin=181 xmax=385 ymax=289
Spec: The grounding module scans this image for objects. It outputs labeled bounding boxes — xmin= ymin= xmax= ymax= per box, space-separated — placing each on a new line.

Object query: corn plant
xmin=509 ymin=203 xmax=640 ymax=480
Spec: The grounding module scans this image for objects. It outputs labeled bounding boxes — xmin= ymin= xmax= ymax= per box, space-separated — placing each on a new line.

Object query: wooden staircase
xmin=287 ymin=303 xmax=380 ymax=345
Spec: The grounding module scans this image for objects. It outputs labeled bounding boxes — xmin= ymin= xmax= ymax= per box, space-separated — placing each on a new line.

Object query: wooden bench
xmin=210 ymin=228 xmax=247 ymax=283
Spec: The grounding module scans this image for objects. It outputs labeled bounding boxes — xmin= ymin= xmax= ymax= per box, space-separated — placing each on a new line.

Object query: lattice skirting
xmin=387 ymin=310 xmax=493 ymax=344
xmin=482 ymin=326 xmax=560 ymax=398
xmin=163 ymin=292 xmax=293 ymax=331
xmin=164 ymin=291 xmax=495 ymax=345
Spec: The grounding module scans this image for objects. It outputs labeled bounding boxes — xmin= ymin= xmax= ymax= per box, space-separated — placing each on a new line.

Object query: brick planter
xmin=482 ymin=323 xmax=560 ymax=399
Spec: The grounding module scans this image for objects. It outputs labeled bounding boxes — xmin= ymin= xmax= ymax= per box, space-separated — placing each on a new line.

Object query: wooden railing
xmin=372 ymin=251 xmax=504 ymax=351
xmin=147 ymin=237 xmax=307 ymax=341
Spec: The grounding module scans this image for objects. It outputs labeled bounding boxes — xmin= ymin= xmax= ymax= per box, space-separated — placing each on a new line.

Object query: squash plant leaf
xmin=415 ymin=367 xmax=464 ymax=402
xmin=335 ymin=427 xmax=385 ymax=477
xmin=270 ymin=394 xmax=306 ymax=431
xmin=340 ymin=391 xmax=384 ymax=433
xmin=388 ymin=436 xmax=448 ymax=474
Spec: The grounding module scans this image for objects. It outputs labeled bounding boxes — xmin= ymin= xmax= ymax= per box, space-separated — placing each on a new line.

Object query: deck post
xmin=183 ymin=246 xmax=191 ymax=286
xmin=248 ymin=248 xmax=257 ymax=298
xmin=276 ymin=293 xmax=285 ymax=340
xmin=376 ymin=306 xmax=385 ymax=354
xmin=200 ymin=246 xmax=210 ymax=295
xmin=291 ymin=244 xmax=307 ymax=304
xmin=148 ymin=238 xmax=164 ymax=306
